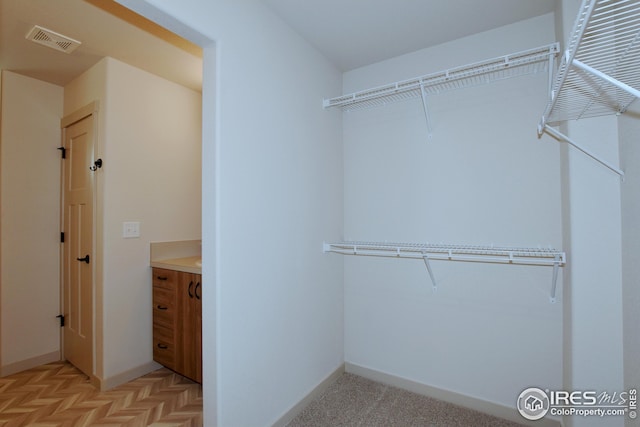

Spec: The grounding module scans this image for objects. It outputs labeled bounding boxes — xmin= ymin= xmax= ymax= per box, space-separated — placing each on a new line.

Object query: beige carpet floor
xmin=286 ymin=373 xmax=526 ymax=427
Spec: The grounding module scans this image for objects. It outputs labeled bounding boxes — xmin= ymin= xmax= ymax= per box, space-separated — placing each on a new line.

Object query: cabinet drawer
xmin=152 ymin=268 xmax=178 ymax=290
xmin=153 ymin=287 xmax=176 ymax=330
xmin=153 ymin=325 xmax=176 ymax=368
xmin=153 ymin=315 xmax=174 ymax=338
xmin=153 ymin=323 xmax=175 ymax=346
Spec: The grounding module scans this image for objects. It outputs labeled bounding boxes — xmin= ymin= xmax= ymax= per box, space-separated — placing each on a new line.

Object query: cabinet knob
xmin=157 ymin=343 xmax=168 ymax=350
xmin=188 ymin=281 xmax=194 ymax=298
xmin=156 ymin=305 xmax=168 ymax=310
xmin=195 ymin=282 xmax=201 ymax=300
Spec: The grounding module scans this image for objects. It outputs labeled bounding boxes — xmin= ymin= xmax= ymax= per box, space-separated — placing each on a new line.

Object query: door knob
xmin=76 ymin=255 xmax=90 ymax=264
xmin=90 ymin=158 xmax=102 ymax=171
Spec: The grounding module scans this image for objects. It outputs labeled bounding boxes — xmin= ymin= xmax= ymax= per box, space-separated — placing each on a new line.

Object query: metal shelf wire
xmin=537 ymin=0 xmax=640 ymax=177
xmin=323 ymin=241 xmax=565 ymax=266
xmin=324 ymin=241 xmax=566 ymax=303
xmin=324 ymin=44 xmax=559 ymax=112
xmin=540 ymin=0 xmax=640 ymax=127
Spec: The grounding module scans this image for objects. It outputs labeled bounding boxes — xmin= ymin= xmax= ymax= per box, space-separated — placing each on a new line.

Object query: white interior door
xmin=61 ymin=114 xmax=95 ymax=377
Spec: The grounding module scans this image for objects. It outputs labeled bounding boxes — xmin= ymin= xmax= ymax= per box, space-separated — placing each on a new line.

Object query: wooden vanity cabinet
xmin=152 ymin=268 xmax=202 ymax=383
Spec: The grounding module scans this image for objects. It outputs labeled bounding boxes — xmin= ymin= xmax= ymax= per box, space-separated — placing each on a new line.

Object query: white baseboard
xmin=345 ymin=362 xmax=562 ymax=427
xmin=271 ymin=364 xmax=345 ymax=427
xmin=1 ymin=350 xmax=60 ymax=377
xmin=97 ymin=361 xmax=163 ymax=391
xmin=1 ymin=353 xmax=162 ymax=394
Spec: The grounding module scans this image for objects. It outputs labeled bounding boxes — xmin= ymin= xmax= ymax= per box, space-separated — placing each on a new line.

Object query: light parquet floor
xmin=0 ymin=362 xmax=202 ymax=427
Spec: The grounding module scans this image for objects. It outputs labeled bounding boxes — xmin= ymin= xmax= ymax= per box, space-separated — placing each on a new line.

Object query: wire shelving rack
xmin=538 ymin=0 xmax=640 ymax=177
xmin=324 ymin=43 xmax=559 ymax=138
xmin=324 ymin=241 xmax=566 ymax=303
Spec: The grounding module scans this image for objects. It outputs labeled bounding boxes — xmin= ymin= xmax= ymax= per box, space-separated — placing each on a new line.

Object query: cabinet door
xmin=193 ymin=274 xmax=202 ymax=383
xmin=177 ymin=272 xmax=202 ymax=383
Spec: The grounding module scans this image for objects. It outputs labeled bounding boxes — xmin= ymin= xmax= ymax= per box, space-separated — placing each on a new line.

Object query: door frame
xmin=60 ymin=101 xmax=101 ymax=387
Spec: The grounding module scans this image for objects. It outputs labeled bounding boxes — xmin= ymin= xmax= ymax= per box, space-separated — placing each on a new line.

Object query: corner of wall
xmin=1 ymin=71 xmax=64 ymax=371
xmin=0 ymin=69 xmax=4 ymax=372
xmin=618 ymin=107 xmax=640 ymax=427
xmin=97 ymin=361 xmax=162 ymax=391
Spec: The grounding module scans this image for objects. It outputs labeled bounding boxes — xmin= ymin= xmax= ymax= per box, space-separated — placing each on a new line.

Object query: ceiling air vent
xmin=25 ymin=25 xmax=81 ymax=54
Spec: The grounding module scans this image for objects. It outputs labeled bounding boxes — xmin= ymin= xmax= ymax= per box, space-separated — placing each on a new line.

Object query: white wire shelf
xmin=324 ymin=241 xmax=565 ymax=265
xmin=324 ymin=241 xmax=566 ymax=303
xmin=540 ymin=0 xmax=640 ymax=127
xmin=539 ymin=0 xmax=640 ymax=127
xmin=538 ymin=0 xmax=640 ymax=178
xmin=324 ymin=43 xmax=559 ymax=112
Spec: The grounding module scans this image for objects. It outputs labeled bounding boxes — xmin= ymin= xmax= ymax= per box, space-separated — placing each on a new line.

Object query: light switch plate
xmin=123 ymin=221 xmax=141 ymax=238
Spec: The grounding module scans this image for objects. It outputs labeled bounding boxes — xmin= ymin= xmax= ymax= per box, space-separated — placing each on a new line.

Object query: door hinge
xmin=56 ymin=314 xmax=65 ymax=327
xmin=60 ymin=232 xmax=65 ymax=243
xmin=57 ymin=147 xmax=66 ymax=159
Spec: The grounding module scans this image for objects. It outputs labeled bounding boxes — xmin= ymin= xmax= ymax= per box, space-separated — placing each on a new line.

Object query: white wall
xmin=619 ymin=106 xmax=640 ymax=427
xmin=0 ymin=71 xmax=63 ymax=373
xmin=556 ymin=1 xmax=626 ymax=426
xmin=343 ymin=13 xmax=563 ymax=411
xmin=64 ymin=57 xmax=202 ymax=384
xmin=118 ymin=1 xmax=344 ymax=425
xmin=563 ymin=118 xmax=624 ymax=427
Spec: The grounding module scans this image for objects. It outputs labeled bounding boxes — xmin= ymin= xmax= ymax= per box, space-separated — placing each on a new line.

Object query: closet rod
xmin=571 ymin=59 xmax=640 ymax=100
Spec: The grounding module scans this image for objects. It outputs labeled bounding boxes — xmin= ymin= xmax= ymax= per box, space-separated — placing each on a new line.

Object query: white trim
xmin=60 ymin=101 xmax=99 ymax=129
xmin=1 ymin=351 xmax=60 ymax=377
xmin=271 ymin=364 xmax=345 ymax=427
xmin=96 ymin=361 xmax=162 ymax=391
xmin=345 ymin=362 xmax=562 ymax=427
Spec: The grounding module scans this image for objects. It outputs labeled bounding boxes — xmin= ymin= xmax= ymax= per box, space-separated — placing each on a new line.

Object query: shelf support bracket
xmin=550 ymin=254 xmax=561 ymax=304
xmin=543 ymin=125 xmax=624 ymax=178
xmin=547 ymin=51 xmax=555 ymax=96
xmin=422 ymin=254 xmax=437 ymax=293
xmin=419 ymin=83 xmax=433 ymax=140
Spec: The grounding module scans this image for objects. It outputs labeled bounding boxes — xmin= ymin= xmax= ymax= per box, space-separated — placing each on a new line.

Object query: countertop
xmin=151 ymin=256 xmax=202 ymax=275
